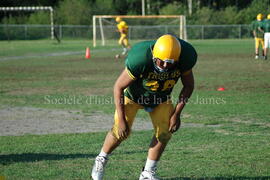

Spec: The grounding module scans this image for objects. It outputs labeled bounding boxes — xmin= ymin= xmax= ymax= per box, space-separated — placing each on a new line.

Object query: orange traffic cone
xmin=217 ymin=87 xmax=225 ymax=91
xmin=85 ymin=47 xmax=91 ymax=59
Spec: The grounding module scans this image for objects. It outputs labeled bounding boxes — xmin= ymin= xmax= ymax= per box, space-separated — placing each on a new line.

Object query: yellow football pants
xmin=255 ymin=38 xmax=264 ymax=49
xmin=111 ymin=96 xmax=173 ymax=143
xmin=118 ymin=33 xmax=129 ymax=47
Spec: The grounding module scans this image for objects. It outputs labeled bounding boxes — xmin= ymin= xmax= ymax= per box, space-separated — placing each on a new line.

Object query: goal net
xmin=0 ymin=6 xmax=54 ymax=40
xmin=92 ymin=15 xmax=187 ymax=47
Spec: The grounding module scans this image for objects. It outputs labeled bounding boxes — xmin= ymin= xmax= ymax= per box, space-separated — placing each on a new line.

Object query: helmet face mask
xmin=153 ymin=57 xmax=175 ymax=64
xmin=152 ymin=57 xmax=176 ymax=73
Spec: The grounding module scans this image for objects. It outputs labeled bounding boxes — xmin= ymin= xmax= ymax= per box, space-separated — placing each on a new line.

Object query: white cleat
xmin=139 ymin=168 xmax=160 ymax=180
xmin=91 ymin=156 xmax=108 ymax=180
xmin=115 ymin=54 xmax=120 ymax=59
xmin=255 ymin=55 xmax=259 ymax=59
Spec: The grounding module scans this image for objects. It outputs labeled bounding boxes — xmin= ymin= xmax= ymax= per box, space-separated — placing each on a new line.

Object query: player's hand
xmin=118 ymin=120 xmax=129 ymax=140
xmin=169 ymin=114 xmax=181 ymax=133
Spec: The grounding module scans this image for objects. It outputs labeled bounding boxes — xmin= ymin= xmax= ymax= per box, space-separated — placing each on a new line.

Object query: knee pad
xmin=111 ymin=126 xmax=131 ymax=140
xmin=156 ymin=132 xmax=172 ymax=144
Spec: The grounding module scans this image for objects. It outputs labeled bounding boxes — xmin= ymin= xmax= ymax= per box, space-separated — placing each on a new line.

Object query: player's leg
xmin=116 ymin=35 xmax=124 ymax=58
xmin=259 ymin=38 xmax=265 ymax=59
xmin=116 ymin=34 xmax=126 ymax=58
xmin=118 ymin=34 xmax=124 ymax=46
xmin=264 ymin=33 xmax=270 ymax=60
xmin=91 ymin=97 xmax=142 ymax=180
xmin=119 ymin=34 xmax=128 ymax=56
xmin=103 ymin=97 xmax=142 ymax=151
xmin=255 ymin=38 xmax=260 ymax=59
xmin=139 ymin=101 xmax=174 ymax=180
xmin=122 ymin=38 xmax=130 ymax=55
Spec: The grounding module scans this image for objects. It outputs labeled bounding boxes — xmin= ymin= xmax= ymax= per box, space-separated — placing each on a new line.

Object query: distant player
xmin=115 ymin=17 xmax=131 ymax=59
xmin=91 ymin=34 xmax=197 ymax=180
xmin=251 ymin=13 xmax=265 ymax=59
xmin=262 ymin=14 xmax=270 ymax=60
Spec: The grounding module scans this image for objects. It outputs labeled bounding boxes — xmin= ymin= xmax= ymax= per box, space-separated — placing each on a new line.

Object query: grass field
xmin=0 ymin=39 xmax=270 ymax=180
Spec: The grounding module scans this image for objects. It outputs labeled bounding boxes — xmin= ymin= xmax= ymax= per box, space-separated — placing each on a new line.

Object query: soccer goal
xmin=92 ymin=15 xmax=187 ymax=47
xmin=0 ymin=6 xmax=54 ymax=40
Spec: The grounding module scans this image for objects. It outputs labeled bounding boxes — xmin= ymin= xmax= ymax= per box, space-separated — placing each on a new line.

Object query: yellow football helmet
xmin=153 ymin=34 xmax=181 ymax=63
xmin=257 ymin=13 xmax=263 ymax=21
xmin=267 ymin=14 xmax=270 ymax=19
xmin=116 ymin=17 xmax=122 ymax=23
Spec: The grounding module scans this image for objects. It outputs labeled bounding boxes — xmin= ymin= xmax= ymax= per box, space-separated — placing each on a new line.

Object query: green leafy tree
xmin=240 ymin=0 xmax=270 ymax=24
xmin=94 ymin=0 xmax=116 ymax=15
xmin=214 ymin=6 xmax=239 ymax=24
xmin=1 ymin=14 xmax=28 ymax=24
xmin=159 ymin=1 xmax=187 ymax=15
xmin=193 ymin=7 xmax=215 ymax=25
xmin=27 ymin=11 xmax=50 ymax=24
xmin=56 ymin=0 xmax=92 ymax=25
xmin=112 ymin=0 xmax=129 ymax=15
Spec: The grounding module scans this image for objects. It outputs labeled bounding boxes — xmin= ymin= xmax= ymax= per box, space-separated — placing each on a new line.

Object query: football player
xmin=115 ymin=17 xmax=131 ymax=58
xmin=251 ymin=13 xmax=265 ymax=59
xmin=262 ymin=14 xmax=270 ymax=60
xmin=91 ymin=34 xmax=197 ymax=180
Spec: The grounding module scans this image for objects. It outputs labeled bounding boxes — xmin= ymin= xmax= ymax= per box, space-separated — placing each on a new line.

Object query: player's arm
xmin=253 ymin=30 xmax=257 ymax=37
xmin=169 ymin=70 xmax=194 ymax=133
xmin=258 ymin=25 xmax=265 ymax=33
xmin=252 ymin=23 xmax=256 ymax=37
xmin=113 ymin=69 xmax=135 ymax=139
xmin=118 ymin=28 xmax=126 ymax=34
xmin=177 ymin=70 xmax=194 ymax=113
xmin=116 ymin=24 xmax=121 ymax=33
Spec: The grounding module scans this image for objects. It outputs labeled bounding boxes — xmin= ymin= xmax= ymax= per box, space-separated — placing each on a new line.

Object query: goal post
xmin=92 ymin=15 xmax=186 ymax=47
xmin=0 ymin=6 xmax=54 ymax=40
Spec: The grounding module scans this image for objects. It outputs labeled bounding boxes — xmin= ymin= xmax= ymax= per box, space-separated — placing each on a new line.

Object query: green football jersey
xmin=124 ymin=38 xmax=197 ymax=108
xmin=251 ymin=20 xmax=264 ymax=38
xmin=263 ymin=19 xmax=270 ymax=33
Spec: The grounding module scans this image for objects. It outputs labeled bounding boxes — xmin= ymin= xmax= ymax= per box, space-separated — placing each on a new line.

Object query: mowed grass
xmin=0 ymin=39 xmax=270 ymax=179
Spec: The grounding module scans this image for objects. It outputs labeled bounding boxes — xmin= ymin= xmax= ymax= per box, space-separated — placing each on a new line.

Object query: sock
xmin=122 ymin=48 xmax=127 ymax=55
xmin=98 ymin=149 xmax=109 ymax=159
xmin=144 ymin=158 xmax=158 ymax=171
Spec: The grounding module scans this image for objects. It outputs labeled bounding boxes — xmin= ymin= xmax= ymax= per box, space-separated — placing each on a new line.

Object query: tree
xmin=240 ymin=0 xmax=270 ymax=24
xmin=94 ymin=0 xmax=116 ymax=15
xmin=27 ymin=11 xmax=50 ymax=24
xmin=56 ymin=0 xmax=92 ymax=25
xmin=159 ymin=1 xmax=187 ymax=15
xmin=192 ymin=7 xmax=214 ymax=25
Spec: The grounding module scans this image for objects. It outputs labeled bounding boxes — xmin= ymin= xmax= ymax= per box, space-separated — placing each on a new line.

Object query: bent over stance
xmin=91 ymin=34 xmax=197 ymax=180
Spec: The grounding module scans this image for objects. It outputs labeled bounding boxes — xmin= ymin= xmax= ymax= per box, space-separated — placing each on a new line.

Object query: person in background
xmin=115 ymin=17 xmax=131 ymax=59
xmin=261 ymin=14 xmax=270 ymax=60
xmin=251 ymin=13 xmax=265 ymax=59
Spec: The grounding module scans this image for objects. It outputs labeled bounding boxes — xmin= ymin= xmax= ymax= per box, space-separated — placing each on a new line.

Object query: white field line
xmin=0 ymin=48 xmax=121 ymax=61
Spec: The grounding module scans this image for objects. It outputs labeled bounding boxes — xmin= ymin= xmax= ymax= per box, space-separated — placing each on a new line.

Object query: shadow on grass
xmin=0 ymin=153 xmax=95 ymax=165
xmin=163 ymin=177 xmax=270 ymax=180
